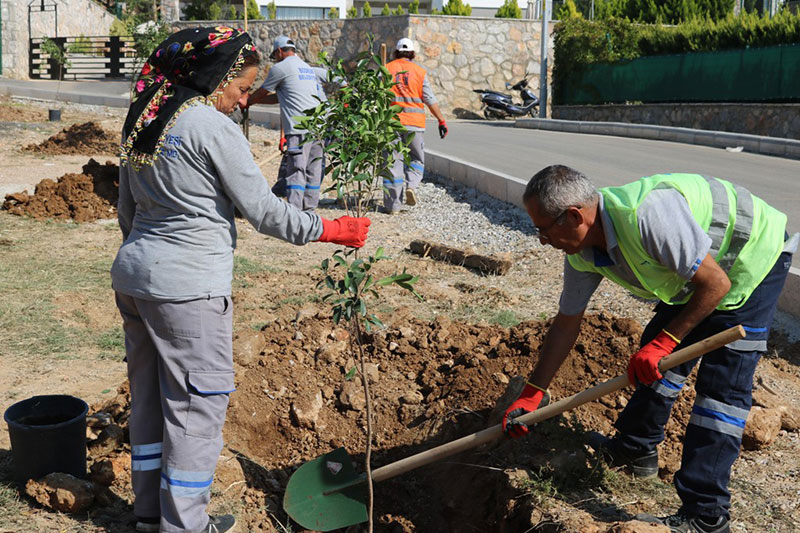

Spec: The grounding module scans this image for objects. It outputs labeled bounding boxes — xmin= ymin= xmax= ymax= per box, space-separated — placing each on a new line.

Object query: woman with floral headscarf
xmin=112 ymin=27 xmax=369 ymax=533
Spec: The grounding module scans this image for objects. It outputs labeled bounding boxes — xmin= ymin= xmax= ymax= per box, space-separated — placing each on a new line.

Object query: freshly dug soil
xmin=90 ymin=310 xmax=698 ymax=531
xmin=23 ymin=121 xmax=119 ymax=156
xmin=2 ymin=158 xmax=118 ymax=222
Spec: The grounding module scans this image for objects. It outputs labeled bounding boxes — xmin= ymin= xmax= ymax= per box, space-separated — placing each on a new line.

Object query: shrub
xmin=394 ymin=4 xmax=406 ymax=14
xmin=347 ymin=5 xmax=358 ymax=17
xmin=381 ymin=3 xmax=392 ymax=15
xmin=552 ymin=12 xmax=800 ymax=103
xmin=409 ymin=0 xmax=420 ymax=13
xmin=495 ymin=0 xmax=522 ymax=18
xmin=328 ymin=6 xmax=340 ymax=17
xmin=363 ymin=1 xmax=372 ymax=16
xmin=442 ymin=0 xmax=472 ymax=15
xmin=555 ymin=0 xmax=582 ymax=20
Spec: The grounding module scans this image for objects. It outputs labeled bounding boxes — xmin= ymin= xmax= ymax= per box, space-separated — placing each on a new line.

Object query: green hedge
xmin=553 ymin=11 xmax=800 ymax=104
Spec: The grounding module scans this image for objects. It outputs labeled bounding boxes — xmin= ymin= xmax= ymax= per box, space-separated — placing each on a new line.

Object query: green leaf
xmin=345 ymin=366 xmax=357 ymax=380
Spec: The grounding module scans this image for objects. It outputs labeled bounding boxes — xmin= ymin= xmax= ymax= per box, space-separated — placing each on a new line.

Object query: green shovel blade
xmin=283 ymin=447 xmax=368 ymax=531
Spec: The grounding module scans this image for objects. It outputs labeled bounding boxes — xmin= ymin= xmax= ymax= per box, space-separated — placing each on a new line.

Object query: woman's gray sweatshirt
xmin=111 ymin=103 xmax=323 ymax=301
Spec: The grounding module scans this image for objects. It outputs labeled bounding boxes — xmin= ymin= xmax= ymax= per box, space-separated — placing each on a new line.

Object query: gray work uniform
xmin=384 ymin=61 xmax=437 ymax=212
xmin=112 ymin=103 xmax=322 ymax=532
xmin=261 ymin=55 xmax=325 ymax=211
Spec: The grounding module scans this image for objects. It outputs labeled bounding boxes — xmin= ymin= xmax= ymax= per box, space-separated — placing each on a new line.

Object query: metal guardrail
xmin=29 ymin=35 xmax=139 ymax=80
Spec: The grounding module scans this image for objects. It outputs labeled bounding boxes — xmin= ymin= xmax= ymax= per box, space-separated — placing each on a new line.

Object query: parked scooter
xmin=473 ymin=75 xmax=539 ymax=120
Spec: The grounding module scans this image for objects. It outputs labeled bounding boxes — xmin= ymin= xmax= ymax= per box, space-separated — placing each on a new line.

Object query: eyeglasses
xmin=535 ymin=207 xmax=575 ymax=241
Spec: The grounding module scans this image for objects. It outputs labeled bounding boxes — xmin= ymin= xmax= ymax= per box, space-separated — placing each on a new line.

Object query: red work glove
xmin=279 ymin=137 xmax=287 ymax=153
xmin=502 ymin=383 xmax=546 ymax=439
xmin=628 ymin=330 xmax=679 ymax=386
xmin=438 ymin=120 xmax=448 ymax=139
xmin=318 ymin=216 xmax=371 ymax=248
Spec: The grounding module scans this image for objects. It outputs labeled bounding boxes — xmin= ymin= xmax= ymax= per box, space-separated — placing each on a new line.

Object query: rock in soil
xmin=25 ymin=472 xmax=95 ymax=514
xmin=743 ymin=406 xmax=784 ymax=450
xmin=89 ymin=424 xmax=125 ymax=457
xmin=89 ymin=454 xmax=130 ymax=486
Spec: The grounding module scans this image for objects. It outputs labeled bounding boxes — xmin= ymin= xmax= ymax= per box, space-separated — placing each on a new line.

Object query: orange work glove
xmin=279 ymin=137 xmax=287 ymax=153
xmin=502 ymin=383 xmax=546 ymax=439
xmin=318 ymin=216 xmax=371 ymax=248
xmin=628 ymin=330 xmax=680 ymax=386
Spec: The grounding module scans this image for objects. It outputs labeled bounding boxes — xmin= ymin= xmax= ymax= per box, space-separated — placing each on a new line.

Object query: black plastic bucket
xmin=48 ymin=109 xmax=61 ymax=121
xmin=3 ymin=395 xmax=88 ymax=486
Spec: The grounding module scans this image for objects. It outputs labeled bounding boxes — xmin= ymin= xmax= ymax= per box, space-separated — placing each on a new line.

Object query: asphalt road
xmin=425 ymin=120 xmax=800 ymax=237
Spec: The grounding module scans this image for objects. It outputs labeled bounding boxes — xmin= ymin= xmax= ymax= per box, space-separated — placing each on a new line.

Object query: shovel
xmin=284 ymin=325 xmax=745 ymax=531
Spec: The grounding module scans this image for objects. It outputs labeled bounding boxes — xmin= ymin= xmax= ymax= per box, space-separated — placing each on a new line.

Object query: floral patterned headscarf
xmin=120 ymin=26 xmax=256 ymax=168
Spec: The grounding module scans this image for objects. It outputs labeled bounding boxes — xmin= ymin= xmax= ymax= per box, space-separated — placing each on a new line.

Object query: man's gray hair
xmin=523 ymin=165 xmax=597 ymax=218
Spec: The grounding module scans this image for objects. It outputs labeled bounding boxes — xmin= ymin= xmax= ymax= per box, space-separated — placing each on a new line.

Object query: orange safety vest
xmin=386 ymin=58 xmax=427 ymax=129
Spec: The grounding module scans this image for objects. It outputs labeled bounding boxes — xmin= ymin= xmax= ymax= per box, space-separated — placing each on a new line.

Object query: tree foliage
xmin=363 ymin=1 xmax=372 ymax=16
xmin=495 ymin=0 xmax=522 ymax=18
xmin=347 ymin=5 xmax=358 ymax=17
xmin=555 ymin=0 xmax=582 ymax=20
xmin=329 ymin=6 xmax=340 ymax=17
xmin=409 ymin=0 xmax=420 ymax=13
xmin=442 ymin=0 xmax=472 ymax=15
xmin=591 ymin=0 xmax=734 ymax=23
xmin=296 ymin=36 xmax=422 ymax=531
xmin=183 ymin=0 xmax=264 ymax=20
xmin=381 ymin=3 xmax=392 ymax=15
xmin=394 ymin=4 xmax=406 ymax=14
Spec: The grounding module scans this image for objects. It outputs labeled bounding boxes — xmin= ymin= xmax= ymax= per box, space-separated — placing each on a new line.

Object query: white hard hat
xmin=395 ymin=38 xmax=414 ymax=52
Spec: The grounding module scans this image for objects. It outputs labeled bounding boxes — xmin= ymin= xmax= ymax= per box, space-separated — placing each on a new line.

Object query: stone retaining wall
xmin=553 ymin=103 xmax=800 ymax=140
xmin=174 ymin=15 xmax=553 ymax=118
xmin=2 ymin=0 xmax=116 ymax=79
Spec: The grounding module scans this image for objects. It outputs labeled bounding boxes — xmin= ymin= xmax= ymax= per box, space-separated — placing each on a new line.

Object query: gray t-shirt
xmin=559 ymin=190 xmax=712 ymax=315
xmin=111 ymin=103 xmax=323 ymax=301
xmin=261 ymin=55 xmax=325 ymax=134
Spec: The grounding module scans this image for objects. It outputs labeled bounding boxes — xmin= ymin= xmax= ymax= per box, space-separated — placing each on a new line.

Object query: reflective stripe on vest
xmin=387 ymin=59 xmax=426 ymax=128
xmin=566 ymin=174 xmax=787 ymax=311
xmin=671 ymin=176 xmax=756 ymax=303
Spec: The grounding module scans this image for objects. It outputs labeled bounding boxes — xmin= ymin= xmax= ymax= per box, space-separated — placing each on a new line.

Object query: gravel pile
xmin=404 ymin=174 xmax=538 ymax=256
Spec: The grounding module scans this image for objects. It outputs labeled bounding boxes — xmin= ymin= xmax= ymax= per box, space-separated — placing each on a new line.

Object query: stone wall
xmin=553 ymin=103 xmax=800 ymax=140
xmin=2 ymin=0 xmax=117 ymax=79
xmin=174 ymin=15 xmax=553 ymax=118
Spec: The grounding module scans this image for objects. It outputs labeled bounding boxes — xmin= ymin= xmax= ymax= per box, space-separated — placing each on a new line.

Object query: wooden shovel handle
xmin=371 ymin=325 xmax=745 ymax=483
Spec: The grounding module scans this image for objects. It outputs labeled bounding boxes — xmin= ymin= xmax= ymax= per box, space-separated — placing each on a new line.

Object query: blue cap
xmin=271 ymin=35 xmax=296 ymax=58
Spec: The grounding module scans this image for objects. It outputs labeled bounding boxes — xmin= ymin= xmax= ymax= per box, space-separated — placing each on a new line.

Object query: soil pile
xmin=85 ymin=306 xmax=800 ymax=531
xmin=23 ymin=121 xmax=119 ymax=155
xmin=91 ymin=310 xmax=671 ymax=531
xmin=2 ymin=158 xmax=118 ymax=222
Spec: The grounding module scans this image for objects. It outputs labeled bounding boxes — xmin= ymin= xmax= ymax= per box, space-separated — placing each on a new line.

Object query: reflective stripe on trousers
xmin=384 ymin=130 xmax=424 ymax=212
xmin=613 ymin=251 xmax=791 ymax=519
xmin=115 ymin=293 xmax=234 ymax=532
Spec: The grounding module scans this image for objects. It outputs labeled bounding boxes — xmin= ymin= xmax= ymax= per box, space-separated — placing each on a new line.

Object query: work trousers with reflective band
xmin=613 ymin=251 xmax=791 ymax=519
xmin=285 ymin=133 xmax=324 ymax=211
xmin=115 ymin=293 xmax=235 ymax=533
xmin=384 ymin=130 xmax=424 ymax=212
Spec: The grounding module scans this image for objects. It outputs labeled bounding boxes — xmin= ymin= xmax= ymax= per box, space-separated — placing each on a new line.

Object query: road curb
xmin=426 ymin=149 xmax=800 ymax=322
xmin=516 ymin=118 xmax=800 ymax=161
xmin=2 ymin=80 xmax=796 ymax=323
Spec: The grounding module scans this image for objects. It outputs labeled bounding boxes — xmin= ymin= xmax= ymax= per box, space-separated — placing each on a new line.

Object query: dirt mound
xmin=92 ymin=309 xmax=687 ymax=531
xmin=23 ymin=121 xmax=119 ymax=156
xmin=2 ymin=158 xmax=118 ymax=222
xmin=223 ymin=310 xmax=674 ymax=531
